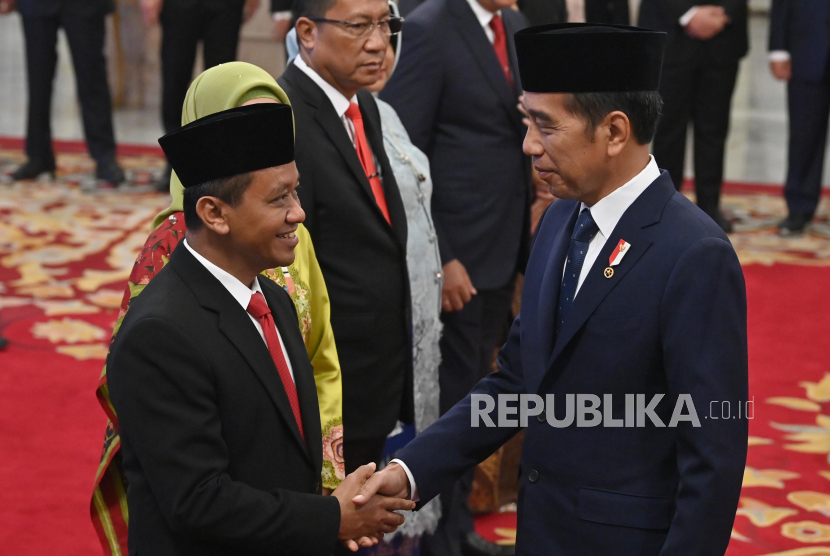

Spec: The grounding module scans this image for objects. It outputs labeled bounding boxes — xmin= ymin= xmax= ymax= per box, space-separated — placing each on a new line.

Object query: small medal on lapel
xmin=604 ymin=239 xmax=631 ymax=279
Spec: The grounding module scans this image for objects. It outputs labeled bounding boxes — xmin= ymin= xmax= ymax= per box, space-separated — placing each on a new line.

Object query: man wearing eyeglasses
xmin=278 ymin=0 xmax=413 ymax=495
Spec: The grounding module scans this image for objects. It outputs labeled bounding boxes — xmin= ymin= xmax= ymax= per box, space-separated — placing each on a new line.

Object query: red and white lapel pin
xmin=604 ymin=239 xmax=631 ymax=279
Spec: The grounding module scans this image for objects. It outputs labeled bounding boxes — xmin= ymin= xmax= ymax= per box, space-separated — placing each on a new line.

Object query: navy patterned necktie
xmin=556 ymin=209 xmax=599 ymax=336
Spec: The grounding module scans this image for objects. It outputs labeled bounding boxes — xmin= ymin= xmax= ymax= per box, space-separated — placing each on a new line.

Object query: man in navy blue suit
xmin=356 ymin=24 xmax=748 ymax=555
xmin=769 ymin=0 xmax=830 ymax=235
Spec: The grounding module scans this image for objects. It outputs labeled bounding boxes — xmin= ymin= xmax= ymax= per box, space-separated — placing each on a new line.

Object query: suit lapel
xmin=259 ymin=277 xmax=323 ymax=469
xmin=449 ymin=0 xmax=520 ymax=123
xmin=502 ymin=11 xmax=528 ymax=137
xmin=358 ymin=91 xmax=409 ymax=253
xmin=170 ymin=245 xmax=312 ymax=462
xmin=547 ymin=173 xmax=677 ymax=369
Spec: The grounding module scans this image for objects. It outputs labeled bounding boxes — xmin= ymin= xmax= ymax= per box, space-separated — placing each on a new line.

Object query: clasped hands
xmin=685 ymin=5 xmax=730 ymax=40
xmin=332 ymin=463 xmax=413 ymax=551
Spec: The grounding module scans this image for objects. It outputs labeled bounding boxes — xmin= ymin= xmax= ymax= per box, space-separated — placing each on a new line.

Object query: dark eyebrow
xmin=527 ymin=108 xmax=555 ymax=125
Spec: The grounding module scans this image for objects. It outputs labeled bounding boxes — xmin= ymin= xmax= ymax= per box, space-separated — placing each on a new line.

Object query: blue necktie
xmin=556 ymin=209 xmax=599 ymax=336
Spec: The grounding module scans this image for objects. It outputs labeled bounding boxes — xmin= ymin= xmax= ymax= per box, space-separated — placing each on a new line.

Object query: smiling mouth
xmin=276 ymin=231 xmax=297 ymax=239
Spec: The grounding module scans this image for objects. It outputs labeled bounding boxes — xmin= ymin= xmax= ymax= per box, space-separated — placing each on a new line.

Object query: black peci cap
xmin=515 ymin=23 xmax=666 ymax=93
xmin=158 ymin=103 xmax=295 ymax=188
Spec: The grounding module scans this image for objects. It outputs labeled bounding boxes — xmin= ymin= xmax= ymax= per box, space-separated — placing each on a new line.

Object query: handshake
xmin=330 ymin=462 xmax=414 ymax=551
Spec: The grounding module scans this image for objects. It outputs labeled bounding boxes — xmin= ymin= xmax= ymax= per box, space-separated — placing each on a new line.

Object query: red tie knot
xmin=489 ymin=14 xmax=504 ymax=35
xmin=246 ymin=291 xmax=271 ymax=319
xmin=345 ymin=102 xmax=362 ymax=122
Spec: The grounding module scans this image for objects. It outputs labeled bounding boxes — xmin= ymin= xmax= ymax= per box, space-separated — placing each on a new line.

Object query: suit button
xmin=528 ymin=469 xmax=539 ymax=483
xmin=537 ymin=410 xmax=546 ymax=423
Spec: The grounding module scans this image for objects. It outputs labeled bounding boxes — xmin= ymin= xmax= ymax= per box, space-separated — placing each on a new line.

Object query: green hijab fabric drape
xmin=151 ymin=62 xmax=292 ymax=231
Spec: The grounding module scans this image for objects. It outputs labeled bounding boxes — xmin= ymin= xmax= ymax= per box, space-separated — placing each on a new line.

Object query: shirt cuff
xmin=679 ymin=6 xmax=699 ymax=27
xmin=389 ymin=459 xmax=419 ymax=502
xmin=769 ymin=50 xmax=791 ymax=62
xmin=272 ymin=10 xmax=292 ymax=21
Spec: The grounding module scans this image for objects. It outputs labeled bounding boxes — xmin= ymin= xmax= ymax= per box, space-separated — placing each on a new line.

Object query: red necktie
xmin=345 ymin=102 xmax=392 ymax=225
xmin=489 ymin=15 xmax=513 ymax=89
xmin=246 ymin=292 xmax=305 ymax=442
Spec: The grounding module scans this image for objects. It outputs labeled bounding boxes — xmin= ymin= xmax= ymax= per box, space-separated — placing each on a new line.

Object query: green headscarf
xmin=151 ymin=62 xmax=292 ymax=231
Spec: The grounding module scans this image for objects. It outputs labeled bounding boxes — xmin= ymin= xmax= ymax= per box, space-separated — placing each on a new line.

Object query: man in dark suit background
xmin=108 ymin=103 xmax=413 ymax=555
xmin=357 ymin=23 xmax=748 ymax=556
xmin=639 ymin=0 xmax=748 ymax=232
xmin=566 ymin=0 xmax=630 ymax=24
xmin=380 ymin=1 xmax=529 ymax=554
xmin=3 ymin=0 xmax=124 ymax=184
xmin=140 ymin=0 xmax=276 ymax=191
xmin=278 ymin=0 xmax=412 ymax=478
xmin=769 ymin=0 xmax=830 ymax=235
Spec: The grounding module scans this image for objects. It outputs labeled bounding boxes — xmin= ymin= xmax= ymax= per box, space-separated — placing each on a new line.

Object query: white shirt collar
xmin=581 ymin=155 xmax=660 ymax=239
xmin=465 ymin=0 xmax=500 ymax=28
xmin=183 ymin=239 xmax=263 ymax=311
xmin=294 ymin=56 xmax=356 ymax=119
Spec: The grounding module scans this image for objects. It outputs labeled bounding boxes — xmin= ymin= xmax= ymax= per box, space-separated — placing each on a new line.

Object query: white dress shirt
xmin=569 ymin=155 xmax=659 ymax=297
xmin=294 ymin=56 xmax=358 ymax=146
xmin=465 ymin=0 xmax=499 ymax=44
xmin=183 ymin=239 xmax=295 ymax=381
xmin=392 ymin=156 xmax=660 ymax=500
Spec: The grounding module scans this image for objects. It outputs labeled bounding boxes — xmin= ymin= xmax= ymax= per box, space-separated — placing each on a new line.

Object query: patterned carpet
xmin=1 ymin=141 xmax=829 ymax=555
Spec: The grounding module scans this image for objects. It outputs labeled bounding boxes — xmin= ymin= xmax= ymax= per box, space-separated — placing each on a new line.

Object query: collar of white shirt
xmin=294 ymin=55 xmax=356 ymax=119
xmin=582 ymin=155 xmax=661 ymax=239
xmin=465 ymin=0 xmax=500 ymax=43
xmin=183 ymin=239 xmax=262 ymax=311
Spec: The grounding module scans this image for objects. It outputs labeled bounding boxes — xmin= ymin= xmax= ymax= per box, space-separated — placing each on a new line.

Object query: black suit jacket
xmin=107 ymin=244 xmax=341 ymax=556
xmin=585 ymin=0 xmax=629 ymax=24
xmin=278 ymin=62 xmax=414 ymax=441
xmin=638 ymin=0 xmax=748 ymax=65
xmin=769 ymin=0 xmax=830 ymax=82
xmin=17 ymin=0 xmax=113 ymax=17
xmin=381 ymin=0 xmax=531 ymax=290
xmin=517 ymin=0 xmax=567 ymax=26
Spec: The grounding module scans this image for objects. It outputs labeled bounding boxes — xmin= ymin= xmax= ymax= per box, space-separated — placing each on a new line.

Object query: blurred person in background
xmin=639 ymin=0 xmax=748 ymax=233
xmin=769 ymin=0 xmax=830 ymax=235
xmin=379 ymin=0 xmax=530 ymax=554
xmin=141 ymin=0 xmax=273 ymax=192
xmin=1 ymin=0 xmax=125 ymax=186
xmin=90 ymin=62 xmax=344 ymax=556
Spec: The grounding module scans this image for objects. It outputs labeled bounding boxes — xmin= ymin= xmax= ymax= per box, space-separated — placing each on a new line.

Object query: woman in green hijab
xmin=90 ymin=62 xmax=344 ymax=555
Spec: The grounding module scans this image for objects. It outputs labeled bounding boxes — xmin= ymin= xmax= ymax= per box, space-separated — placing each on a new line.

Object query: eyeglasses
xmin=307 ymin=16 xmax=404 ymax=39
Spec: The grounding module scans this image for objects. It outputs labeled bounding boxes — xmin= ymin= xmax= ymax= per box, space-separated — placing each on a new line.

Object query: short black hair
xmin=292 ymin=0 xmax=337 ymax=19
xmin=182 ymin=172 xmax=254 ymax=230
xmin=563 ymin=91 xmax=663 ymax=145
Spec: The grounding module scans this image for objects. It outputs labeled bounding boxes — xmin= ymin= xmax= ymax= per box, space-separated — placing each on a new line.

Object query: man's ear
xmin=295 ymin=17 xmax=317 ymax=53
xmin=195 ymin=196 xmax=232 ymax=235
xmin=605 ymin=111 xmax=632 ymax=158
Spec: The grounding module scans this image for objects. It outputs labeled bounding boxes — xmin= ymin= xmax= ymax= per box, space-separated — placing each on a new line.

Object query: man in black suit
xmin=278 ymin=0 xmax=412 ymax=475
xmin=4 ymin=0 xmax=124 ymax=184
xmin=769 ymin=0 xmax=830 ymax=235
xmin=108 ymin=103 xmax=413 ymax=555
xmin=638 ymin=0 xmax=748 ymax=232
xmin=380 ymin=0 xmax=529 ymax=554
xmin=140 ymin=0 xmax=274 ymax=191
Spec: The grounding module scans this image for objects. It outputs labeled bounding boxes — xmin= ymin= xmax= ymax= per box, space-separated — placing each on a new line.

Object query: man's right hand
xmin=770 ymin=59 xmax=792 ymax=81
xmin=442 ymin=259 xmax=477 ymax=312
xmin=684 ymin=6 xmax=729 ymax=40
xmin=0 ymin=0 xmax=17 ymax=15
xmin=333 ymin=463 xmax=415 ymax=552
xmin=140 ymin=0 xmax=163 ymax=26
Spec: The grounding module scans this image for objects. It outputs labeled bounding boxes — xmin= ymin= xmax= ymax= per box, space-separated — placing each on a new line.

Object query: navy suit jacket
xmin=397 ymin=172 xmax=748 ymax=555
xmin=380 ymin=0 xmax=531 ymax=290
xmin=769 ymin=0 xmax=830 ymax=82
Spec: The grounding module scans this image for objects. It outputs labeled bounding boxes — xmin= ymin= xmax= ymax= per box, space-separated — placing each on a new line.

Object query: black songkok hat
xmin=158 ymin=103 xmax=295 ymax=188
xmin=515 ymin=23 xmax=666 ymax=93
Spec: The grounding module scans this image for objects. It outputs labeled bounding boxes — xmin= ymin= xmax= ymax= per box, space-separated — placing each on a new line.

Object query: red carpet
xmin=1 ymin=143 xmax=830 ymax=555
